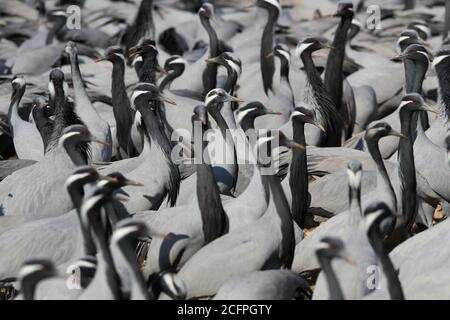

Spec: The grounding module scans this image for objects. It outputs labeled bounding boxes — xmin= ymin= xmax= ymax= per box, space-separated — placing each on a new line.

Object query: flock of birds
xmin=1 ymin=0 xmax=450 ymax=300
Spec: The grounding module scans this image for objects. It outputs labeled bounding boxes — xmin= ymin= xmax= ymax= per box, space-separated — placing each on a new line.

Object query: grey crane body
xmin=8 ymin=77 xmax=44 ymax=161
xmin=103 ymin=83 xmax=180 ymax=213
xmin=141 ymin=106 xmax=229 ymax=276
xmin=292 ymin=122 xmax=406 ymax=273
xmin=0 ymin=125 xmax=94 ymax=217
xmin=213 ymin=270 xmax=311 ymax=300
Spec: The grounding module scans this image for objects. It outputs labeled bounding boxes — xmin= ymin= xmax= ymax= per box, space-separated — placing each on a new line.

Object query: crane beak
xmin=242 ymin=3 xmax=256 ymax=10
xmin=423 ymin=103 xmax=439 ymax=114
xmin=125 ymin=179 xmax=144 ymax=187
xmin=266 ymin=52 xmax=274 ymax=59
xmin=316 ymin=123 xmax=326 ymax=133
xmin=159 ymin=94 xmax=177 ymax=105
xmin=205 ymin=57 xmax=219 ymax=64
xmin=290 ymin=142 xmax=306 ymax=150
xmin=229 ymin=95 xmax=245 ymax=103
xmin=95 ymin=57 xmax=107 ymax=63
xmin=324 ymin=44 xmax=335 ymax=50
xmin=343 ymin=256 xmax=358 ymax=267
xmin=91 ymin=139 xmax=111 ymax=146
xmin=390 ymin=54 xmax=405 ymax=62
xmin=389 ymin=130 xmax=407 ymax=139
xmin=265 ymin=108 xmax=283 ymax=116
xmin=157 ymin=65 xmax=168 ymax=75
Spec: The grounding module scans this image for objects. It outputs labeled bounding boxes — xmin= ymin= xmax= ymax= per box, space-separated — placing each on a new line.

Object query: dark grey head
xmin=66 ymin=256 xmax=97 ymax=289
xmin=392 ymin=44 xmax=430 ymax=64
xmin=59 ymin=124 xmax=95 ymax=146
xmin=364 ymin=202 xmax=393 ymax=228
xmin=407 ymin=21 xmax=431 ymax=41
xmin=65 ymin=166 xmax=100 ymax=191
xmin=130 ymin=83 xmax=176 ymax=109
xmin=256 ymin=0 xmax=282 ymax=14
xmin=11 ymin=76 xmax=26 ymax=92
xmin=46 ymin=9 xmax=68 ymax=26
xmin=19 ymin=258 xmax=57 ymax=300
xmin=204 ymin=88 xmax=243 ymax=107
xmin=103 ymin=172 xmax=144 ymax=190
xmin=399 ymin=94 xmax=438 ymax=114
xmin=271 ymin=43 xmax=291 ymax=64
xmin=295 ymin=37 xmax=332 ymax=57
xmin=236 ymin=101 xmax=281 ymax=124
xmin=349 ymin=18 xmax=363 ymax=38
xmin=315 ymin=237 xmax=355 ymax=265
xmin=334 ymin=2 xmax=354 ymax=18
xmin=199 ymin=2 xmax=215 ymax=19
xmin=96 ymin=46 xmax=125 ymax=64
xmin=48 ymin=68 xmax=68 ymax=100
xmin=129 ymin=38 xmax=158 ymax=58
xmin=397 ymin=29 xmax=422 ymax=52
xmin=11 ymin=77 xmax=26 ymax=102
xmin=206 ymin=52 xmax=242 ymax=75
xmin=291 ymin=106 xmax=326 ymax=132
xmin=164 ymin=55 xmax=188 ymax=72
xmin=112 ymin=218 xmax=149 ymax=245
xmin=432 ymin=49 xmax=450 ymax=70
xmin=364 ymin=122 xmax=404 ymax=142
xmin=257 ymin=131 xmax=305 ymax=151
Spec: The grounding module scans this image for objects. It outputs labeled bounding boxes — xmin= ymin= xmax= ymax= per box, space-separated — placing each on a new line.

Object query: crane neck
xmin=366 ymin=137 xmax=397 ymax=212
xmin=398 ymin=108 xmax=417 ymax=230
xmin=111 ymin=58 xmax=134 ymax=155
xmin=324 ymin=13 xmax=353 ymax=112
xmin=201 ymin=16 xmax=219 ymax=96
xmin=195 ymin=122 xmax=227 ymax=243
xmin=160 ymin=65 xmax=184 ymax=92
xmin=368 ymin=226 xmax=404 ymax=300
xmin=85 ymin=196 xmax=123 ymax=300
xmin=317 ymin=252 xmax=345 ymax=300
xmin=289 ymin=120 xmax=308 ymax=228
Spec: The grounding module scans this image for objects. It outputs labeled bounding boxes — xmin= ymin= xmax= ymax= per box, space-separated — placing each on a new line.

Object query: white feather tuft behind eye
xmin=295 ymin=42 xmax=314 ymax=58
xmin=236 ymin=107 xmax=257 ymax=124
xmin=12 ymin=77 xmax=26 ymax=87
xmin=111 ymin=225 xmax=141 ymax=242
xmin=130 ymin=90 xmax=149 ymax=107
xmin=347 ymin=168 xmax=362 ymax=189
xmin=225 ymin=58 xmax=241 ymax=75
xmin=48 ymin=82 xmax=56 ymax=99
xmin=169 ymin=57 xmax=188 ymax=66
xmin=19 ymin=264 xmax=45 ymax=278
xmin=276 ymin=49 xmax=291 ymax=63
xmin=399 ymin=100 xmax=414 ymax=108
xmin=433 ymin=54 xmax=450 ymax=67
xmin=113 ymin=53 xmax=126 ymax=63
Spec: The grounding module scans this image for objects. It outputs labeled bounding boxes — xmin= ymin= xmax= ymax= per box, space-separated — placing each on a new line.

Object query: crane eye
xmin=412 ymin=99 xmax=416 ymax=104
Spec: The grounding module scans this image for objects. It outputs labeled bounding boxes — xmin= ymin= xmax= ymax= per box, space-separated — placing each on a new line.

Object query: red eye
xmin=412 ymin=99 xmax=416 ymax=103
xmin=412 ymin=48 xmax=417 ymax=52
xmin=79 ymin=130 xmax=86 ymax=136
xmin=329 ymin=243 xmax=338 ymax=250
